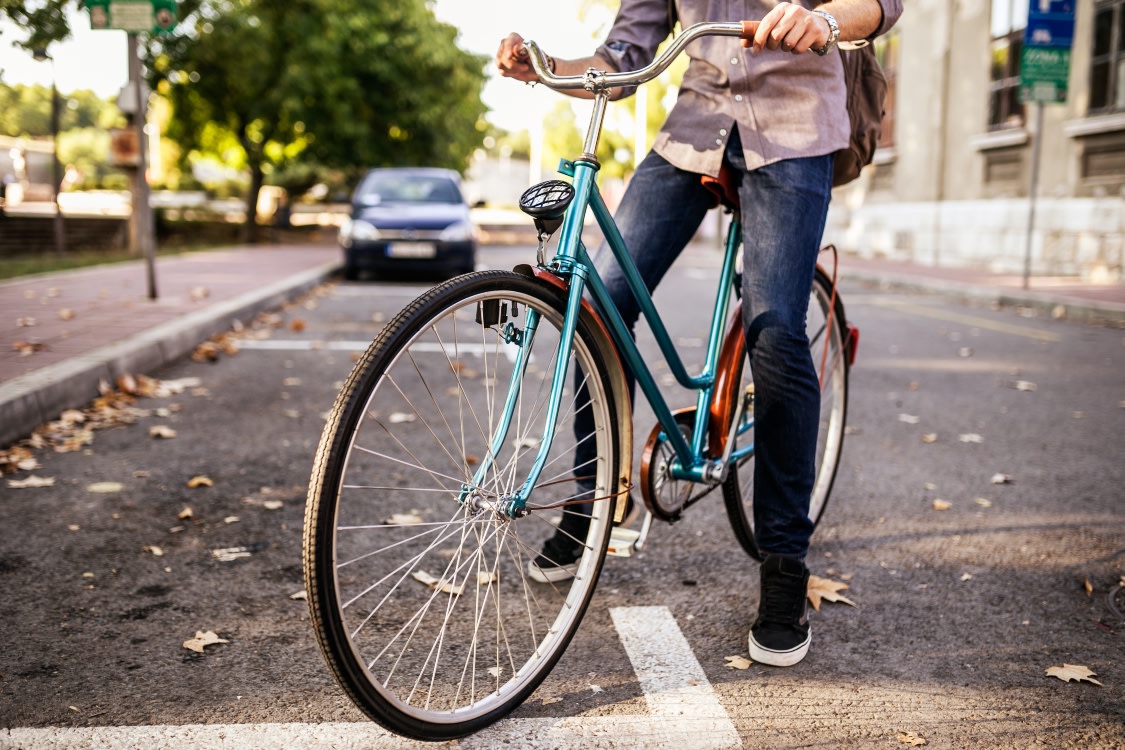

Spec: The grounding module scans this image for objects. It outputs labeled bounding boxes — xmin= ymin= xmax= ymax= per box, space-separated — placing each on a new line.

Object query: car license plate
xmin=387 ymin=242 xmax=437 ymax=259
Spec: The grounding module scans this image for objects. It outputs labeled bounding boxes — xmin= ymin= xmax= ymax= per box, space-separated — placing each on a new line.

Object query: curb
xmin=0 ymin=260 xmax=340 ymax=447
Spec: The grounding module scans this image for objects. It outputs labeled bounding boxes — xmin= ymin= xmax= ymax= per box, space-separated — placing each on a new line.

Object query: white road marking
xmin=5 ymin=606 xmax=740 ymax=749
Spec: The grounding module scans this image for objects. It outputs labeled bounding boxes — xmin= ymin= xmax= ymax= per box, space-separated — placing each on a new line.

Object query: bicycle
xmin=303 ymin=20 xmax=857 ymax=741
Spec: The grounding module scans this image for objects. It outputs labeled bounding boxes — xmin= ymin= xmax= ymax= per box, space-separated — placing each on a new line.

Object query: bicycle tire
xmin=304 ymin=270 xmax=620 ymax=740
xmin=720 ymin=266 xmax=850 ymax=560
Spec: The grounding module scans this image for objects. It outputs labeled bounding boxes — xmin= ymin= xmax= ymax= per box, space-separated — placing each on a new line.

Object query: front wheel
xmin=721 ymin=266 xmax=850 ymax=560
xmin=304 ymin=270 xmax=621 ymax=740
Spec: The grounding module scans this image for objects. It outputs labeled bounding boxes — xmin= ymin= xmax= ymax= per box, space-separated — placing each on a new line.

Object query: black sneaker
xmin=527 ymin=493 xmax=637 ymax=584
xmin=748 ymin=554 xmax=811 ymax=667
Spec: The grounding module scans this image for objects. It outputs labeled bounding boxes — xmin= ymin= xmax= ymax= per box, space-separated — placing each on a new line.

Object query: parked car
xmin=338 ymin=167 xmax=477 ymax=280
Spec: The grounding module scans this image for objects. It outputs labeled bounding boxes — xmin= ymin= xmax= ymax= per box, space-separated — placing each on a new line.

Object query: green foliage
xmin=151 ymin=0 xmax=488 ymax=239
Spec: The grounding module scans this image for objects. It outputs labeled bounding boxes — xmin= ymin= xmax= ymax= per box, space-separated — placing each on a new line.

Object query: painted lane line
xmin=6 ymin=606 xmax=740 ymax=749
xmin=610 ymin=605 xmax=741 ymax=746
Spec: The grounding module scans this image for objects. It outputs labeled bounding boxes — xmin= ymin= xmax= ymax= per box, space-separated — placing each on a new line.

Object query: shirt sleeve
xmin=593 ymin=0 xmax=673 ymax=96
xmin=874 ymin=0 xmax=904 ymax=38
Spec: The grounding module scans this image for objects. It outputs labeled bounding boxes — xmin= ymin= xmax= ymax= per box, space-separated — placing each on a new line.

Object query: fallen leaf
xmin=7 ymin=475 xmax=55 ymax=488
xmin=182 ymin=630 xmax=229 ymax=653
xmin=724 ymin=655 xmax=752 ymax=670
xmin=149 ymin=425 xmax=177 ymax=439
xmin=289 ymin=590 xmax=307 ymax=601
xmin=143 ymin=545 xmax=164 ymax=557
xmin=974 ymin=497 xmax=992 ymax=508
xmin=178 ymin=506 xmax=194 ymax=520
xmin=807 ymin=575 xmax=857 ymax=610
xmin=389 ymin=412 xmax=416 ymax=424
xmin=1013 ymin=380 xmax=1037 ymax=392
xmin=957 ymin=347 xmax=973 ymax=357
xmin=932 ymin=499 xmax=952 ymax=511
xmin=262 ymin=500 xmax=283 ymax=511
xmin=16 ymin=316 xmax=36 ymax=326
xmin=212 ymin=546 xmax=254 ymax=562
xmin=921 ymin=433 xmax=937 ymax=443
xmin=960 ymin=572 xmax=973 ymax=581
xmin=958 ymin=433 xmax=983 ymax=443
xmin=478 ymin=571 xmax=499 ymax=585
xmin=589 ymin=684 xmax=603 ymax=694
xmin=1045 ymin=664 xmax=1102 ymax=685
xmin=187 ymin=475 xmax=213 ymax=488
xmin=991 ymin=473 xmax=1014 ymax=484
xmin=386 ymin=513 xmax=423 ymax=525
xmin=897 ymin=730 xmax=927 ymax=746
xmin=411 ymin=570 xmax=464 ymax=596
xmin=189 ymin=286 xmax=210 ymax=301
xmin=87 ymin=481 xmax=124 ymax=493
xmin=487 ymin=666 xmax=503 ymax=678
xmin=897 ymin=414 xmax=920 ymax=424
xmin=1083 ymin=578 xmax=1093 ymax=596
xmin=57 ymin=308 xmax=75 ymax=321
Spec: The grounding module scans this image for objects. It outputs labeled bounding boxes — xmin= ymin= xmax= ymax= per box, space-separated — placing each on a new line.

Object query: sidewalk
xmin=2 ymin=240 xmax=1122 ymax=448
xmin=1 ymin=244 xmax=339 ymax=447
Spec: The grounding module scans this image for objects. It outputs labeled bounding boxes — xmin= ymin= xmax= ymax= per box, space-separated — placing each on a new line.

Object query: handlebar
xmin=523 ymin=20 xmax=869 ymax=94
xmin=524 ymin=22 xmax=754 ymax=94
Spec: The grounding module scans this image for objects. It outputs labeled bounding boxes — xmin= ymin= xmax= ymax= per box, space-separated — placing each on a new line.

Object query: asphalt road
xmin=1 ymin=243 xmax=1122 ymax=749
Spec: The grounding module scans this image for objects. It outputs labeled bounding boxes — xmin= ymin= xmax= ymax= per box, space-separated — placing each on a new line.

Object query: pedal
xmin=606 ymin=510 xmax=653 ymax=558
xmin=607 ymin=527 xmax=641 ymax=557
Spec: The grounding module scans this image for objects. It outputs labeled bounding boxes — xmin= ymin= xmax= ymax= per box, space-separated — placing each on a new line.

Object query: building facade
xmin=828 ymin=0 xmax=1124 ymax=280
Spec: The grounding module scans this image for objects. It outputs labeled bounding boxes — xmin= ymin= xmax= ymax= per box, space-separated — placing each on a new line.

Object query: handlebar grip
xmin=740 ymin=20 xmax=759 ymax=39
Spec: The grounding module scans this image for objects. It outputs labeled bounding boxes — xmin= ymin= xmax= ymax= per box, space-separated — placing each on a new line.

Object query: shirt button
xmin=720 ymin=128 xmax=728 ymax=136
xmin=735 ymin=94 xmax=744 ymax=102
xmin=715 ymin=138 xmax=723 ymax=145
xmin=730 ymin=57 xmax=739 ymax=65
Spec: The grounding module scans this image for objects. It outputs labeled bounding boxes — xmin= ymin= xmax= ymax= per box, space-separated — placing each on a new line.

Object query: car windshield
xmin=356 ymin=173 xmax=462 ymax=205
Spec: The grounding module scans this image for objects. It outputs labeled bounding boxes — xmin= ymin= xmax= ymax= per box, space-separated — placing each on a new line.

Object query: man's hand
xmin=746 ymin=3 xmax=831 ymax=55
xmin=496 ymin=32 xmax=537 ymax=82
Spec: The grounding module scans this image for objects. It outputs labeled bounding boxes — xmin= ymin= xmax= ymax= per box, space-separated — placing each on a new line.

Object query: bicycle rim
xmin=304 ymin=271 xmax=618 ymax=739
xmin=722 ymin=266 xmax=849 ymax=559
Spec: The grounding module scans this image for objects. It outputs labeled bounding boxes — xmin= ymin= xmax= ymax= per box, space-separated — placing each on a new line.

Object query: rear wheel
xmin=304 ymin=270 xmax=620 ymax=740
xmin=721 ymin=266 xmax=850 ymax=560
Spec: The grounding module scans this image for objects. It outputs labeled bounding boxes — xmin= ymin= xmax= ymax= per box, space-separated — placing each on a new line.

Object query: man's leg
xmin=734 ymin=150 xmax=834 ymax=665
xmin=529 ymin=150 xmax=714 ymax=582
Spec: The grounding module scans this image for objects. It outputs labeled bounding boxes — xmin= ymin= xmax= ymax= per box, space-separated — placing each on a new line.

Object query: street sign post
xmin=1018 ymin=0 xmax=1075 ymax=290
xmin=87 ymin=0 xmax=177 ymax=35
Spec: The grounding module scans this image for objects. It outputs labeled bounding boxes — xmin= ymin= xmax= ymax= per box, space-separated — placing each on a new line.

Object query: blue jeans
xmin=572 ymin=128 xmax=833 ymax=560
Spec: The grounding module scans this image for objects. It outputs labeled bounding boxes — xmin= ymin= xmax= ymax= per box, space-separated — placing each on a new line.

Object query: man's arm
xmin=750 ymin=0 xmax=888 ymax=56
xmin=496 ymin=32 xmax=618 ymax=99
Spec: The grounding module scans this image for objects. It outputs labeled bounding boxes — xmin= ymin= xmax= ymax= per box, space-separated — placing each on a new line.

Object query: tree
xmin=154 ymin=0 xmax=487 ymax=241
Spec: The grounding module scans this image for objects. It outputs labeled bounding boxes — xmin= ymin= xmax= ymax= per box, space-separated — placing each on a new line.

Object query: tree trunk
xmin=243 ymin=161 xmax=265 ymax=244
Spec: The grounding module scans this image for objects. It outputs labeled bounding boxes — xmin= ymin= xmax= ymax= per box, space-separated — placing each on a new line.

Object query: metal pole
xmin=127 ymin=33 xmax=158 ymax=300
xmin=1023 ymin=102 xmax=1044 ymax=291
xmin=50 ymin=64 xmax=64 ymax=255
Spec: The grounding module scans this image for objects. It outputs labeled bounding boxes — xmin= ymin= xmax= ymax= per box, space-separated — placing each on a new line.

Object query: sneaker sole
xmin=748 ymin=629 xmax=811 ymax=667
xmin=527 ymin=560 xmax=579 ymax=584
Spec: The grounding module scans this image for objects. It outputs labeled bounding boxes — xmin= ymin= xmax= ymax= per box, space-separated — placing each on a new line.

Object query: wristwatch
xmin=812 ymin=10 xmax=840 ymax=56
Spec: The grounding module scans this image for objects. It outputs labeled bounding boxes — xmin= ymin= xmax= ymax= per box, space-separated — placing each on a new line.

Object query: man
xmin=496 ymin=0 xmax=902 ymax=667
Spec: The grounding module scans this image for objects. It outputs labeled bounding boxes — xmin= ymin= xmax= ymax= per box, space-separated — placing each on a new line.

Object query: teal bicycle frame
xmin=472 ymin=156 xmax=751 ymax=517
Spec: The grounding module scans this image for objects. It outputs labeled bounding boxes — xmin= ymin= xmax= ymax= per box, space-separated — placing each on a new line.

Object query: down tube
xmin=582 ymin=197 xmax=696 ymax=468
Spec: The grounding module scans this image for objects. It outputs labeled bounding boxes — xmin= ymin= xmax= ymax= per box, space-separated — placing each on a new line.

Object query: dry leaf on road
xmin=187 ymin=475 xmax=213 ymax=488
xmin=149 ymin=425 xmax=177 ymax=439
xmin=1045 ymin=664 xmax=1102 ymax=685
xmin=724 ymin=655 xmax=752 ymax=670
xmin=807 ymin=575 xmax=857 ymax=610
xmin=182 ymin=630 xmax=229 ymax=653
xmin=897 ymin=730 xmax=927 ymax=746
xmin=932 ymin=499 xmax=952 ymax=511
xmin=7 ymin=475 xmax=55 ymax=488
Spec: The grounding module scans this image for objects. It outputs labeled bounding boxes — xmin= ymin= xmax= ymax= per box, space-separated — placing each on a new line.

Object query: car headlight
xmin=439 ymin=220 xmax=474 ymax=243
xmin=339 ymin=218 xmax=381 ymax=247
